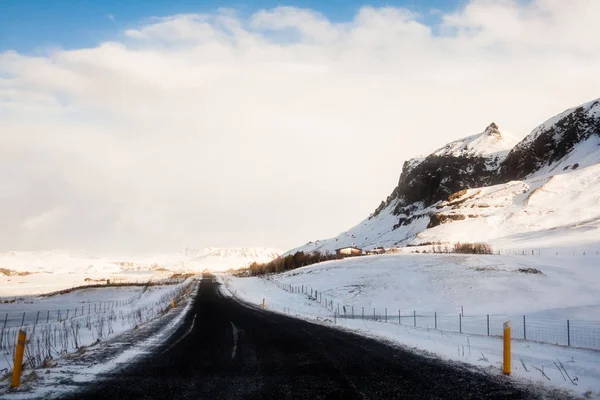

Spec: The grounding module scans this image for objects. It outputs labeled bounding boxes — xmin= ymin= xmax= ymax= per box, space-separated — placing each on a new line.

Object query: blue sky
xmin=0 ymin=0 xmax=463 ymax=52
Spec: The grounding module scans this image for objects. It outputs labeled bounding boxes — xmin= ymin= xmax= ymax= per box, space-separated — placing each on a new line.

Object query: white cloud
xmin=20 ymin=208 xmax=68 ymax=232
xmin=1 ymin=1 xmax=599 ymax=253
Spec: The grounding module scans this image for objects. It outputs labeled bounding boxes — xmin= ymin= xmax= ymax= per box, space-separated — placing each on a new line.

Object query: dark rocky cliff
xmin=498 ymin=100 xmax=600 ymax=181
xmin=372 ymin=98 xmax=600 ymax=221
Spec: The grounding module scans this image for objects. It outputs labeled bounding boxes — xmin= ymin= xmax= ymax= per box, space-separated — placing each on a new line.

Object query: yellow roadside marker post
xmin=171 ymin=298 xmax=175 ymax=308
xmin=503 ymin=321 xmax=511 ymax=375
xmin=11 ymin=330 xmax=26 ymax=388
xmin=262 ymin=298 xmax=265 ymax=309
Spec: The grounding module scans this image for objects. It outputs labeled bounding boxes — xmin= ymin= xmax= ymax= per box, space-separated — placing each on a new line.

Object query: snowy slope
xmin=500 ymin=98 xmax=600 ymax=180
xmin=288 ymin=98 xmax=600 ymax=255
xmin=432 ymin=122 xmax=517 ymax=158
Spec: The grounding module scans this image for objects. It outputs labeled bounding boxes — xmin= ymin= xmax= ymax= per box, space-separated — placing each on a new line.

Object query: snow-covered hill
xmin=182 ymin=247 xmax=281 ymax=272
xmin=288 ymin=98 xmax=600 ymax=255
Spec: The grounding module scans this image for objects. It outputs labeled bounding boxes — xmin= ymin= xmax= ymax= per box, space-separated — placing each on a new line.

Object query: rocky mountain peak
xmin=484 ymin=122 xmax=500 ymax=136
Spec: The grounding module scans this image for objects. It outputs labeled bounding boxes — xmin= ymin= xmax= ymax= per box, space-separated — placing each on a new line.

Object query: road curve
xmin=62 ymin=275 xmax=540 ymax=399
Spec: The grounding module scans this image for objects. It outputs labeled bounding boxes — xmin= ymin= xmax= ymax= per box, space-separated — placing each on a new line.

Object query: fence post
xmin=35 ymin=311 xmax=40 ymax=325
xmin=503 ymin=321 xmax=511 ymax=375
xmin=487 ymin=314 xmax=490 ymax=336
xmin=362 ymin=307 xmax=364 ymax=320
xmin=413 ymin=311 xmax=416 ymax=327
xmin=46 ymin=310 xmax=49 ymax=323
xmin=567 ymin=320 xmax=571 ymax=346
xmin=74 ymin=307 xmax=77 ymax=318
xmin=20 ymin=312 xmax=25 ymax=327
xmin=0 ymin=313 xmax=7 ymax=345
xmin=399 ymin=310 xmax=401 ymax=325
xmin=10 ymin=330 xmax=26 ymax=388
xmin=66 ymin=309 xmax=70 ymax=319
xmin=373 ymin=308 xmax=376 ymax=321
xmin=459 ymin=313 xmax=462 ymax=333
xmin=523 ymin=315 xmax=526 ymax=340
xmin=435 ymin=312 xmax=437 ymax=330
xmin=385 ymin=308 xmax=387 ymax=322
xmin=352 ymin=306 xmax=354 ymax=319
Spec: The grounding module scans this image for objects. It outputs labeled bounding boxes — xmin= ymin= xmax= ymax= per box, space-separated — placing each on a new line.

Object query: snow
xmin=431 ymin=123 xmax=518 ymax=158
xmin=0 ymin=286 xmax=144 ymax=328
xmin=0 ymin=280 xmax=193 ymax=380
xmin=229 ymin=252 xmax=600 ymax=321
xmin=0 ymin=279 xmax=198 ymax=399
xmin=395 ymin=124 xmax=518 ymax=182
xmin=528 ymin=134 xmax=600 ymax=179
xmin=518 ymin=98 xmax=600 ymax=150
xmin=220 ymin=252 xmax=600 ymax=398
xmin=182 ymin=247 xmax=281 ymax=272
xmin=288 ymin=161 xmax=600 ymax=255
xmin=0 ymin=247 xmax=280 ymax=297
xmin=287 ymin=98 xmax=600 ymax=257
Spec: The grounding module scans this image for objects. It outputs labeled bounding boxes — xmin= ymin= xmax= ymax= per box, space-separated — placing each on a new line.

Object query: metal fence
xmin=273 ymin=280 xmax=600 ymax=351
xmin=0 ymin=278 xmax=190 ymax=331
xmin=0 ymin=297 xmax=137 ymax=330
xmin=0 ymin=280 xmax=194 ymax=372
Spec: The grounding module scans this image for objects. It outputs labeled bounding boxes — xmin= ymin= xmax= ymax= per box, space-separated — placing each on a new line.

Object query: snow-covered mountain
xmin=0 ymin=247 xmax=281 ymax=274
xmin=181 ymin=247 xmax=281 ymax=272
xmin=432 ymin=122 xmax=517 ymax=158
xmin=288 ymin=98 xmax=600 ymax=255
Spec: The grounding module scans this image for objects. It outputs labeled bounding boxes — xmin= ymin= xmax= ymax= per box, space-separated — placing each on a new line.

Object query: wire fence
xmin=0 ymin=297 xmax=138 ymax=331
xmin=272 ymin=280 xmax=600 ymax=351
xmin=0 ymin=277 xmax=190 ymax=330
xmin=0 ymin=280 xmax=194 ymax=374
xmin=495 ymin=249 xmax=600 ymax=257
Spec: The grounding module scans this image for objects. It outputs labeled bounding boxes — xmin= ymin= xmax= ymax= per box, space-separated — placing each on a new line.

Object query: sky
xmin=1 ymin=0 xmax=600 ymax=254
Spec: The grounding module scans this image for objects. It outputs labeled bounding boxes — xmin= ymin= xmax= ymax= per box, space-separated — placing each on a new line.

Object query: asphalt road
xmin=64 ymin=275 xmax=542 ymax=399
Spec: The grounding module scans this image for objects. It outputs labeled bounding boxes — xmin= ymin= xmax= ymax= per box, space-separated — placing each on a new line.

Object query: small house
xmin=335 ymin=246 xmax=363 ymax=256
xmin=366 ymin=247 xmax=385 ymax=255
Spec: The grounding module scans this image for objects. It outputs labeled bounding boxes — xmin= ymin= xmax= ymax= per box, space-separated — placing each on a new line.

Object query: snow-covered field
xmin=220 ymin=252 xmax=600 ymax=398
xmin=0 ymin=247 xmax=280 ymax=297
xmin=0 ymin=280 xmax=193 ymax=378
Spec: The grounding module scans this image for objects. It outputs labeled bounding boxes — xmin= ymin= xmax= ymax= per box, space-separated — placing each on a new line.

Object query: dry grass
xmin=453 ymin=242 xmax=493 ymax=254
xmin=447 ymin=189 xmax=468 ymax=202
xmin=517 ymin=268 xmax=543 ymax=275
